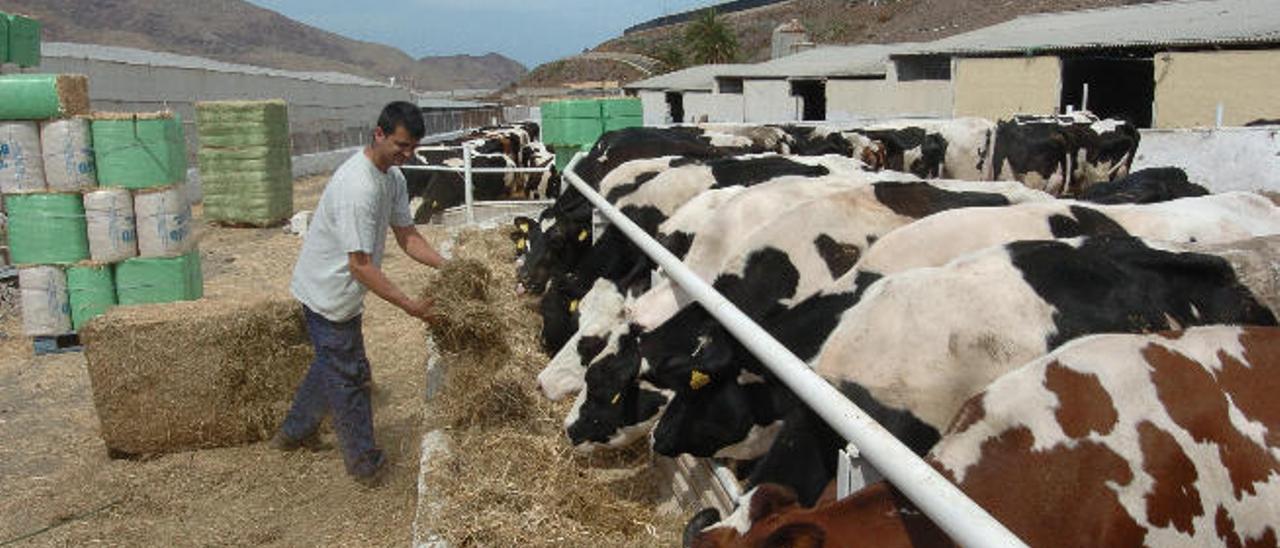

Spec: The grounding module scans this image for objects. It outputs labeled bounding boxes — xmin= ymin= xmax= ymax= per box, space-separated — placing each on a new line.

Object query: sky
xmin=245 ymin=0 xmax=724 ymax=69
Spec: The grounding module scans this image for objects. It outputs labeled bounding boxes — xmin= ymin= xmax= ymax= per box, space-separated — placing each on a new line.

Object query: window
xmin=897 ymin=56 xmax=952 ymax=81
xmin=718 ymin=77 xmax=744 ymax=94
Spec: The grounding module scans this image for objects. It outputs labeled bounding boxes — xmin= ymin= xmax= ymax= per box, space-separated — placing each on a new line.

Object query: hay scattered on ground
xmin=420 ymin=227 xmax=680 ymax=547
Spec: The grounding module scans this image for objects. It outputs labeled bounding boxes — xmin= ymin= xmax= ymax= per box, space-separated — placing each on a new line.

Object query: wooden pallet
xmin=33 ymin=334 xmax=82 ymax=355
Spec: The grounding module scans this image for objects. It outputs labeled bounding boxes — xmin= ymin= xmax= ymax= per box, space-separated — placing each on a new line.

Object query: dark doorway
xmin=790 ymin=79 xmax=826 ymax=121
xmin=665 ymin=92 xmax=685 ymax=124
xmin=1060 ymin=55 xmax=1154 ymax=128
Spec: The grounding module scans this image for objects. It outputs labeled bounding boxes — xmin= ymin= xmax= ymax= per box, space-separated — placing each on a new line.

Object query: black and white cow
xmin=656 ymin=235 xmax=1280 ymax=509
xmin=561 ymin=180 xmax=1057 ymax=450
xmin=1077 ymin=166 xmax=1208 ymax=205
xmin=990 ymin=112 xmax=1140 ymax=196
xmin=531 ymin=154 xmax=869 ymax=353
xmin=640 ymin=194 xmax=1280 ymax=461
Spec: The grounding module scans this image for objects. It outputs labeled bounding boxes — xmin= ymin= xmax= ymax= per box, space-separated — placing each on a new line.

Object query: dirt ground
xmin=0 ymin=175 xmax=455 ymax=546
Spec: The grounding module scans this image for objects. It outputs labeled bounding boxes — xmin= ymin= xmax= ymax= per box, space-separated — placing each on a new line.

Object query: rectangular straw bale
xmin=80 ymin=295 xmax=314 ymax=455
xmin=0 ymin=74 xmax=90 ymax=120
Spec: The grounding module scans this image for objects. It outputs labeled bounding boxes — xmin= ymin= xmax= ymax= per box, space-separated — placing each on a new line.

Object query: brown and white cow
xmin=693 ymin=325 xmax=1280 ymax=547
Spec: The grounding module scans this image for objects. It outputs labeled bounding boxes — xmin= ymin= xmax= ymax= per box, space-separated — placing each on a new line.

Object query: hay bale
xmin=80 ymin=294 xmax=313 ymax=456
xmin=0 ymin=74 xmax=90 ymax=120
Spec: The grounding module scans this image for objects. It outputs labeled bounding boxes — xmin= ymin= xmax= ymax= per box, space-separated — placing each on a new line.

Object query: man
xmin=271 ymin=101 xmax=446 ymax=486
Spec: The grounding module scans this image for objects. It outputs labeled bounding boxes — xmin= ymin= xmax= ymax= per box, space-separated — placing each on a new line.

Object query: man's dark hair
xmin=377 ymin=101 xmax=426 ymax=140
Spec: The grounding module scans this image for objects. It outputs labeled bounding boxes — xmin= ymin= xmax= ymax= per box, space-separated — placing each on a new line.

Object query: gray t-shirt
xmin=291 ymin=151 xmax=413 ymax=322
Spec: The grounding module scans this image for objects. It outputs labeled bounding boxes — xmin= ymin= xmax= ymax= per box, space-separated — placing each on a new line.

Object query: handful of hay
xmin=81 ymin=294 xmax=313 ymax=456
xmin=423 ymin=259 xmax=503 ymax=355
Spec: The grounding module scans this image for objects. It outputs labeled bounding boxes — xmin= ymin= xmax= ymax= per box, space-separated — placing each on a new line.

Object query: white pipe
xmin=463 ymin=143 xmax=475 ymax=225
xmin=1081 ymin=83 xmax=1090 ymax=113
xmin=561 ymin=153 xmax=1028 ymax=548
xmin=1216 ymin=102 xmax=1225 ymax=128
xmin=399 ymin=165 xmax=553 ymax=174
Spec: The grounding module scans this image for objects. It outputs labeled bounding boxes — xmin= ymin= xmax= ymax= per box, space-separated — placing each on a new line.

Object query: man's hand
xmin=403 ymin=297 xmax=438 ymax=323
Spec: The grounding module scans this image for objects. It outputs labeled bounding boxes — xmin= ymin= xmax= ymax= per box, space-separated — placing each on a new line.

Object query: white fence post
xmin=463 ymin=143 xmax=476 ymax=225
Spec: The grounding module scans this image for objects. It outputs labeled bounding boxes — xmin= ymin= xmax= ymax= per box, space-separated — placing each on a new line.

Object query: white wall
xmin=1133 ymin=126 xmax=1280 ymax=193
xmin=639 ymin=90 xmax=671 ymax=125
xmin=29 ymin=55 xmax=413 ymax=157
xmin=744 ymin=79 xmax=796 ymax=123
xmin=684 ymin=91 xmax=745 ymax=123
xmin=826 ymin=79 xmax=952 ymax=122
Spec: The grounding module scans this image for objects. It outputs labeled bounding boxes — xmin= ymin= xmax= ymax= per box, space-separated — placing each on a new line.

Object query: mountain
xmin=521 ymin=0 xmax=1152 ymax=87
xmin=0 ymin=0 xmax=526 ymax=90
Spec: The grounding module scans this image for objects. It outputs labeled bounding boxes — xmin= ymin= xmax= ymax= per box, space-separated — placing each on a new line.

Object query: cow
xmin=653 ymin=235 xmax=1279 ymax=511
xmin=561 ymin=180 xmax=1057 ymax=451
xmin=530 ymin=154 xmax=870 ymax=353
xmin=408 ymin=152 xmax=519 ymax=223
xmin=1078 ymin=166 xmax=1208 ymax=205
xmin=990 ymin=112 xmax=1140 ymax=196
xmin=691 ymin=325 xmax=1280 ymax=548
xmin=519 ymin=141 xmax=560 ymax=200
xmin=643 ymin=194 xmax=1280 ymax=466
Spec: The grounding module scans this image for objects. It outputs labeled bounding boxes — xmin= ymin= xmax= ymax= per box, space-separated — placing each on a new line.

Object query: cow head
xmin=564 ymin=325 xmax=670 ymax=449
xmin=515 ymin=194 xmax=593 ymax=294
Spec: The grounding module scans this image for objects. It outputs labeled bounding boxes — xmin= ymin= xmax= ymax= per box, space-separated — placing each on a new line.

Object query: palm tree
xmin=684 ymin=9 xmax=739 ymax=65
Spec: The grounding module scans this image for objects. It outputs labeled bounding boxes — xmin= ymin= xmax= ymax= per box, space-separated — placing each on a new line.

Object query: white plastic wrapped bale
xmin=41 ymin=118 xmax=98 ymax=191
xmin=84 ymin=188 xmax=139 ymax=263
xmin=0 ymin=122 xmax=46 ymax=194
xmin=20 ymin=266 xmax=72 ymax=336
xmin=134 ymin=186 xmax=194 ymax=258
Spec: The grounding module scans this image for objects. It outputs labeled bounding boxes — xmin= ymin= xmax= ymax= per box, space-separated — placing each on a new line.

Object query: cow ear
xmin=749 ymin=483 xmax=801 ymax=522
xmin=698 ymin=330 xmax=738 ymax=380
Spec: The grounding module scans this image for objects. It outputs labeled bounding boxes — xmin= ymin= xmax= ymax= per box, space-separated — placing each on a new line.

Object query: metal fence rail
xmin=561 ymin=152 xmax=1028 ymax=548
xmin=400 ymin=142 xmax=555 ymax=225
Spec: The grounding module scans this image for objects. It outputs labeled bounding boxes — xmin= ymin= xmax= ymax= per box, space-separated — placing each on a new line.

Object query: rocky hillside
xmin=0 ymin=0 xmax=526 ymax=90
xmin=522 ymin=0 xmax=1153 ymax=87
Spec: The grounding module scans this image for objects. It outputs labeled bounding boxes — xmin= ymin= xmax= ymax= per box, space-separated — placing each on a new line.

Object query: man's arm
xmin=348 ymin=251 xmax=434 ymax=320
xmin=392 ymin=224 xmax=447 ymax=269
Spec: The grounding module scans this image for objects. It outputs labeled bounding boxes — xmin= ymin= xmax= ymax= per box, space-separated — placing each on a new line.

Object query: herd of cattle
xmin=498 ymin=113 xmax=1279 ymax=546
xmin=402 ymin=122 xmax=560 ymax=222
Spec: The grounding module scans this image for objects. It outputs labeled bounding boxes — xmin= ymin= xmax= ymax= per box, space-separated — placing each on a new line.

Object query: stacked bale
xmin=1 ymin=11 xmax=41 ymax=68
xmin=541 ymin=98 xmax=643 ymax=172
xmin=0 ymin=84 xmax=202 ymax=339
xmin=0 ymin=70 xmax=100 ymax=338
xmin=196 ymin=100 xmax=294 ymax=227
xmin=90 ymin=111 xmax=200 ymax=314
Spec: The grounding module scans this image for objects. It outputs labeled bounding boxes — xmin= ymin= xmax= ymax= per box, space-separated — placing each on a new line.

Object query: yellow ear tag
xmin=578 ymin=229 xmax=589 ymax=242
xmin=517 ymin=238 xmax=527 ymax=250
xmin=519 ymin=223 xmax=530 ymax=233
xmin=690 ymin=370 xmax=711 ymax=390
xmin=569 ymin=300 xmax=579 ymax=313
xmin=432 ymin=200 xmax=439 ymax=208
xmin=611 ymin=393 xmax=621 ymax=405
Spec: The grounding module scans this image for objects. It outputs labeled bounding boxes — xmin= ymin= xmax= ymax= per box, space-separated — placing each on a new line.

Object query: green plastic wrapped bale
xmin=197 ymin=146 xmax=292 ymax=174
xmin=67 ymin=264 xmax=116 ymax=330
xmin=0 ymin=74 xmax=90 ymax=120
xmin=544 ymin=117 xmax=603 ymax=147
xmin=542 ymin=99 xmax=605 ymax=120
xmin=195 ymin=100 xmax=288 ymax=126
xmin=4 ymin=13 xmax=39 ymax=67
xmin=196 ymin=100 xmax=292 ymax=149
xmin=0 ymin=15 xmax=9 ymax=64
xmin=5 ymin=193 xmax=89 ymax=265
xmin=115 ymin=250 xmax=203 ymax=306
xmin=603 ymin=115 xmax=643 ymax=132
xmin=197 ymin=125 xmax=291 ymax=148
xmin=551 ymin=144 xmax=586 ymax=173
xmin=601 ymin=99 xmax=643 ymax=119
xmin=92 ymin=113 xmax=188 ymax=189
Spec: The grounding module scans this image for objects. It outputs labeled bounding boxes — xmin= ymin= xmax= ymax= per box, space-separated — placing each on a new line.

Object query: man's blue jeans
xmin=280 ymin=305 xmax=384 ymax=477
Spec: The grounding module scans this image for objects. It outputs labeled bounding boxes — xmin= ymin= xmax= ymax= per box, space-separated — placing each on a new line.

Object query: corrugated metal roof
xmin=899 ymin=0 xmax=1280 ymax=56
xmin=624 ymin=63 xmax=753 ymax=91
xmin=717 ymin=43 xmax=920 ymax=79
xmin=42 ymin=42 xmax=394 ymax=87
